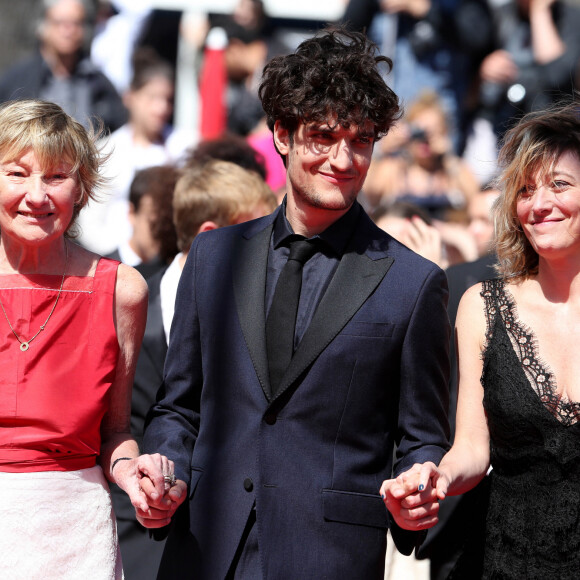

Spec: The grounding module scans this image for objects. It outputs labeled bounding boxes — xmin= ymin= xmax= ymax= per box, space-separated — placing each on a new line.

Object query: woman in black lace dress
xmin=381 ymin=102 xmax=580 ymax=579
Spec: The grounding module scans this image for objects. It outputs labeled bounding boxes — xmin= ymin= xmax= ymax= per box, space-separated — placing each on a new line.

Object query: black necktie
xmin=266 ymin=239 xmax=317 ymax=396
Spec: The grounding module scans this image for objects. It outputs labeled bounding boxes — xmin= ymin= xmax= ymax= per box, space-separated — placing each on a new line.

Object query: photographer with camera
xmin=463 ymin=0 xmax=580 ymax=181
xmin=364 ymin=91 xmax=479 ymax=225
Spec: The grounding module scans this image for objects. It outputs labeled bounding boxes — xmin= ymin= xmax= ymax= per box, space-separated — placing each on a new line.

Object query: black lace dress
xmin=479 ymin=279 xmax=580 ymax=579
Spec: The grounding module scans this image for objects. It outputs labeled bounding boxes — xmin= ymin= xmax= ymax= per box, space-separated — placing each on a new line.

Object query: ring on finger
xmin=163 ymin=473 xmax=176 ymax=486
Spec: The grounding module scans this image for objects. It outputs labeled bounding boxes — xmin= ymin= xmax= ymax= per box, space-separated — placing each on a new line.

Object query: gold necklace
xmin=0 ymin=242 xmax=68 ymax=352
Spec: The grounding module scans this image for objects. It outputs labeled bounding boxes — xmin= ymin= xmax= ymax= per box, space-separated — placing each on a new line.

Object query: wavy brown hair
xmin=258 ymin=26 xmax=401 ymax=144
xmin=494 ymin=101 xmax=580 ymax=280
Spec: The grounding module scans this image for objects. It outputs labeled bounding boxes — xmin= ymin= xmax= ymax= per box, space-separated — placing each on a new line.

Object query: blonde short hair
xmin=0 ymin=99 xmax=105 ymax=236
xmin=405 ymin=90 xmax=449 ymax=130
xmin=173 ymin=159 xmax=277 ymax=252
xmin=494 ymin=100 xmax=580 ymax=280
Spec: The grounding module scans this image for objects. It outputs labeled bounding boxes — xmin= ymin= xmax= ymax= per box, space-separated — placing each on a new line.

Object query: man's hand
xmin=399 ymin=216 xmax=443 ymax=267
xmin=380 ymin=0 xmax=431 ymax=19
xmin=480 ymin=50 xmax=518 ymax=84
xmin=380 ymin=462 xmax=448 ymax=530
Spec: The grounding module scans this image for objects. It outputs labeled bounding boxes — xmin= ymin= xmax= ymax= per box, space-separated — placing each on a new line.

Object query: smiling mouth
xmin=18 ymin=211 xmax=53 ymax=219
xmin=320 ymin=172 xmax=356 ymax=182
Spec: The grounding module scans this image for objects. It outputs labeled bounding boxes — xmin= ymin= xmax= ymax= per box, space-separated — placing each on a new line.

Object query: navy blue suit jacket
xmin=143 ymin=204 xmax=450 ymax=579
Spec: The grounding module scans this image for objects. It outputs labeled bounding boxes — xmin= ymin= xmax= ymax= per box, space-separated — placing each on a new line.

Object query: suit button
xmin=264 ymin=413 xmax=277 ymax=425
xmin=243 ymin=478 xmax=254 ymax=492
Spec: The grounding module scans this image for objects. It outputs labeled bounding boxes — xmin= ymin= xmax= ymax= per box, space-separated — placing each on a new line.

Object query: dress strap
xmin=93 ymin=258 xmax=120 ymax=296
xmin=480 ymin=278 xmax=504 ymax=342
xmin=89 ymin=258 xmax=120 ymax=344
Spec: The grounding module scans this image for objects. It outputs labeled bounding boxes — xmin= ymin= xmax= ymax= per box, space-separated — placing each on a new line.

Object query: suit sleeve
xmin=143 ymin=239 xmax=203 ymax=487
xmin=391 ymin=264 xmax=451 ymax=554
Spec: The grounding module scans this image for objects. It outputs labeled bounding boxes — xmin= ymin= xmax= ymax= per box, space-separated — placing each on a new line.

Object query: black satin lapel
xmin=273 ymin=250 xmax=394 ymax=401
xmin=232 ymin=225 xmax=273 ymax=401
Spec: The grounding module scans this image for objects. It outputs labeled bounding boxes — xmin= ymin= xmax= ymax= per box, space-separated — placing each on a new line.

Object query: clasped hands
xmin=113 ymin=453 xmax=188 ymax=529
xmin=380 ymin=462 xmax=450 ymax=531
xmin=119 ymin=458 xmax=451 ymax=531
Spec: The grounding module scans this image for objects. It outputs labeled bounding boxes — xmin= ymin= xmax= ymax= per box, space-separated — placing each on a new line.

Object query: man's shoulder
xmin=0 ymin=53 xmax=44 ymax=97
xmin=358 ymin=211 xmax=443 ymax=274
xmin=75 ymin=54 xmax=115 ymax=82
xmin=1 ymin=52 xmax=42 ymax=76
xmin=197 ymin=211 xmax=278 ymax=246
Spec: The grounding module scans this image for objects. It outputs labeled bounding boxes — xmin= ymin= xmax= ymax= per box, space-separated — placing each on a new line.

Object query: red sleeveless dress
xmin=0 ymin=258 xmax=120 ymax=472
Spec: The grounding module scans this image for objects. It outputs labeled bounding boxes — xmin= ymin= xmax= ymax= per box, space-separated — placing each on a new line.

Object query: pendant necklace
xmin=0 ymin=241 xmax=68 ymax=352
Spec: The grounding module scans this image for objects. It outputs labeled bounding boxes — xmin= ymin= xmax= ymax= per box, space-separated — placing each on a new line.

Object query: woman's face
xmin=0 ymin=149 xmax=78 ymax=247
xmin=126 ymin=76 xmax=174 ymax=138
xmin=516 ymin=150 xmax=580 ymax=262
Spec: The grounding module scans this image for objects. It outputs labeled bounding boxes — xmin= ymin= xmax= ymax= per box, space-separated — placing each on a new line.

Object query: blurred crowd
xmin=0 ymin=0 xmax=578 ymax=276
xmin=2 ymin=0 xmax=580 ymax=578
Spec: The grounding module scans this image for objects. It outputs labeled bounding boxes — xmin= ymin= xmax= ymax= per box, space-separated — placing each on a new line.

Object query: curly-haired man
xmin=142 ymin=26 xmax=450 ymax=579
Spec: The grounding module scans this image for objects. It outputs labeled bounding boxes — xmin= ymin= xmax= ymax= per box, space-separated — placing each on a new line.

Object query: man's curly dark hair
xmin=259 ymin=26 xmax=401 ymax=141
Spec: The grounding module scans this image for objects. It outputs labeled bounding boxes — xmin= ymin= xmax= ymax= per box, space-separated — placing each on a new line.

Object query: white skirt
xmin=0 ymin=465 xmax=123 ymax=580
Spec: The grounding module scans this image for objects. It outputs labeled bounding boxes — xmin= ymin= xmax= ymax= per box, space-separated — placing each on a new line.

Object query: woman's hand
xmin=380 ymin=462 xmax=450 ymax=530
xmin=112 ymin=453 xmax=173 ymax=512
xmin=136 ymin=477 xmax=188 ymax=529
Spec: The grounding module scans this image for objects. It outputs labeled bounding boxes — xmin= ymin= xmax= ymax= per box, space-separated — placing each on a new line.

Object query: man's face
xmin=274 ymin=118 xmax=375 ymax=216
xmin=125 ymin=76 xmax=174 ymax=138
xmin=129 ymin=194 xmax=159 ymax=262
xmin=41 ymin=0 xmax=86 ymax=58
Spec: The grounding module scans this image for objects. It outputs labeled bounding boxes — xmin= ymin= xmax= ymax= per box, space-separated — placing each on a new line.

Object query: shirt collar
xmin=273 ymin=197 xmax=361 ymax=256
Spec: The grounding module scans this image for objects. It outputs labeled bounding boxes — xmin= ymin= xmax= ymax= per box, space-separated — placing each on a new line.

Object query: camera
xmin=409 ymin=126 xmax=429 ymax=143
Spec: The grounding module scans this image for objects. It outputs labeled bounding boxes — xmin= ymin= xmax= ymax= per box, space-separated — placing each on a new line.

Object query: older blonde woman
xmin=383 ymin=101 xmax=580 ymax=578
xmin=0 ymin=100 xmax=173 ymax=579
